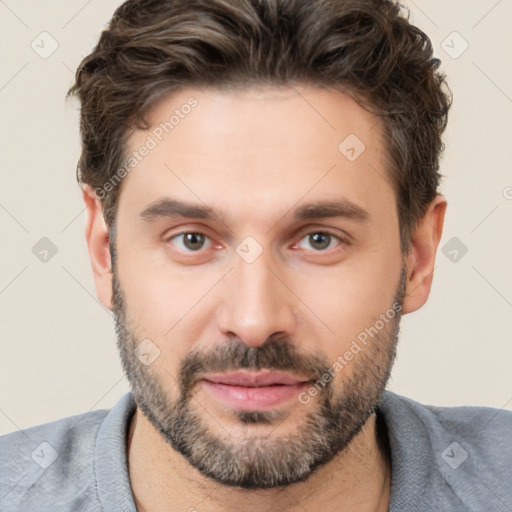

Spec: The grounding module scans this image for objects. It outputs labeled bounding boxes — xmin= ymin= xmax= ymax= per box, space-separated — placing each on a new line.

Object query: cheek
xmin=118 ymin=263 xmax=229 ymax=376
xmin=118 ymin=236 xmax=206 ymax=322
xmin=292 ymin=254 xmax=401 ymax=354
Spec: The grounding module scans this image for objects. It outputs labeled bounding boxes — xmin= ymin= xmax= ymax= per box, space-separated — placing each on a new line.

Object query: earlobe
xmin=82 ymin=187 xmax=114 ymax=310
xmin=401 ymin=195 xmax=447 ymax=314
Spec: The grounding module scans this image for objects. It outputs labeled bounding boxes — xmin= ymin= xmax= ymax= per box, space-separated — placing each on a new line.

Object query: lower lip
xmin=201 ymin=380 xmax=311 ymax=411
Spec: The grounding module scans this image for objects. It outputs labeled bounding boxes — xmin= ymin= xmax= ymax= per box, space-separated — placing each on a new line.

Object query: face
xmin=111 ymin=86 xmax=406 ymax=489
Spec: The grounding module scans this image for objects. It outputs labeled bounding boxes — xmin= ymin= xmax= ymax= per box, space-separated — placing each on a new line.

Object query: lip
xmin=200 ymin=370 xmax=312 ymax=411
xmin=201 ymin=369 xmax=311 ymax=387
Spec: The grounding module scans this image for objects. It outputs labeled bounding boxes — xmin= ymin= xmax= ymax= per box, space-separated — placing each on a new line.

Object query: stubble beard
xmin=113 ymin=267 xmax=406 ymax=489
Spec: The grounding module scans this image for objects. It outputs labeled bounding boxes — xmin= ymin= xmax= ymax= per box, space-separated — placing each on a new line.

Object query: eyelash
xmin=165 ymin=229 xmax=349 ymax=254
xmin=166 ymin=231 xmax=215 ymax=252
xmin=293 ymin=230 xmax=346 ymax=251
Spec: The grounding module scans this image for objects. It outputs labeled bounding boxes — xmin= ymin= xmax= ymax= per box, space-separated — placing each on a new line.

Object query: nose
xmin=216 ymin=252 xmax=297 ymax=347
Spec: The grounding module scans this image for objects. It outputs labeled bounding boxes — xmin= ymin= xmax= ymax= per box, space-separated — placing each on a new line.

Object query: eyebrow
xmin=139 ymin=197 xmax=369 ymax=224
xmin=293 ymin=200 xmax=369 ymax=222
xmin=140 ymin=198 xmax=223 ymax=222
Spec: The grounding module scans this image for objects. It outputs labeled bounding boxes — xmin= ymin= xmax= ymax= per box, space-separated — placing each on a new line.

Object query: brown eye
xmin=169 ymin=232 xmax=210 ymax=251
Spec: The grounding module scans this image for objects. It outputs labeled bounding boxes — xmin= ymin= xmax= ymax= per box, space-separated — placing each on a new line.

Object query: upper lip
xmin=202 ymin=369 xmax=311 ymax=387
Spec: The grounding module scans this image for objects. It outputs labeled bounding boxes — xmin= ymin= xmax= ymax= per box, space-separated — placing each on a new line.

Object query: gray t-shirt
xmin=1 ymin=391 xmax=511 ymax=511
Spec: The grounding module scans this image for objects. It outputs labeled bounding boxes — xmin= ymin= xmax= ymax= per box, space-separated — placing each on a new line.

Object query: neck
xmin=127 ymin=408 xmax=391 ymax=512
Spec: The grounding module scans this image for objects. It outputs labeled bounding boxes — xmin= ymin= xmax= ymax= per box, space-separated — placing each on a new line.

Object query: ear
xmin=83 ymin=186 xmax=113 ymax=311
xmin=401 ymin=194 xmax=447 ymax=314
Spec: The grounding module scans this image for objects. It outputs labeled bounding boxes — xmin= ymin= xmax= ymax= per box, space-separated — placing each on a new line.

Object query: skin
xmin=83 ymin=85 xmax=446 ymax=512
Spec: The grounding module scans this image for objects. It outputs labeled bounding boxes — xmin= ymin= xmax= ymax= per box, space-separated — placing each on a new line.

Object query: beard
xmin=112 ymin=265 xmax=406 ymax=490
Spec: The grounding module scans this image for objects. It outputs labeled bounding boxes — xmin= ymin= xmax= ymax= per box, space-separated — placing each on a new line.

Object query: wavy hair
xmin=67 ymin=0 xmax=451 ymax=253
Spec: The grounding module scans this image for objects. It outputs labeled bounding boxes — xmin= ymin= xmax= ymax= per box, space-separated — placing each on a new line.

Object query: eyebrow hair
xmin=293 ymin=199 xmax=369 ymax=222
xmin=139 ymin=197 xmax=369 ymax=224
xmin=140 ymin=198 xmax=222 ymax=222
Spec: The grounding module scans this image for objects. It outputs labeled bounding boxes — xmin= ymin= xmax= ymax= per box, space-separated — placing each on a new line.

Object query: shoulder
xmin=0 ymin=408 xmax=109 ymax=511
xmin=380 ymin=391 xmax=512 ymax=510
xmin=384 ymin=390 xmax=512 ymax=446
xmin=417 ymin=396 xmax=512 ymax=473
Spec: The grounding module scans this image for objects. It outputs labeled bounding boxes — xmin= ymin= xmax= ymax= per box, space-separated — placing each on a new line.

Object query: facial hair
xmin=113 ymin=266 xmax=406 ymax=489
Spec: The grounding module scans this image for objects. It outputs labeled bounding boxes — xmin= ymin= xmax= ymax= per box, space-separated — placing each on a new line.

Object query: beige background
xmin=1 ymin=0 xmax=511 ymax=435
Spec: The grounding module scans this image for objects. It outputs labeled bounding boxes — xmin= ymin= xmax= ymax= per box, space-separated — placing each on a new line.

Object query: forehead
xmin=119 ymin=85 xmax=394 ymax=227
xmin=139 ymin=85 xmax=383 ymax=156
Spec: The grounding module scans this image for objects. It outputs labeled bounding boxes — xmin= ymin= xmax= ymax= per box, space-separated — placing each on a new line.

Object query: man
xmin=1 ymin=0 xmax=510 ymax=511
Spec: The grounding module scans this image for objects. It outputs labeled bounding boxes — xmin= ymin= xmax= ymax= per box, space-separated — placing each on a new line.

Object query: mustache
xmin=178 ymin=334 xmax=332 ymax=392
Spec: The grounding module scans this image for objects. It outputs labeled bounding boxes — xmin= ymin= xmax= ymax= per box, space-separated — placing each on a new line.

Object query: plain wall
xmin=1 ymin=0 xmax=511 ymax=435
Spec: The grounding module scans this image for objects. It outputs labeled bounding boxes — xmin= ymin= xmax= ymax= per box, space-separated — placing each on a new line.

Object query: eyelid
xmin=169 ymin=231 xmax=210 ymax=248
xmin=162 ymin=225 xmax=351 ymax=256
xmin=165 ymin=229 xmax=209 ymax=242
xmin=163 ymin=222 xmax=213 ymax=241
xmin=164 ymin=226 xmax=228 ymax=257
xmin=292 ymin=226 xmax=352 ymax=245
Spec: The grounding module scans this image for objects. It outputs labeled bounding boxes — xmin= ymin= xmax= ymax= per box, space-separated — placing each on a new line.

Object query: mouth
xmin=200 ymin=369 xmax=312 ymax=411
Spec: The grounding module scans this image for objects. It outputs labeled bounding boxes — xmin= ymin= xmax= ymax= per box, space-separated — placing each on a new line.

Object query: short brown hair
xmin=67 ymin=0 xmax=451 ymax=253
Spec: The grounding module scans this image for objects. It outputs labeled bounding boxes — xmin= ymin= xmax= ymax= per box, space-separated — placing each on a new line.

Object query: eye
xmin=296 ymin=231 xmax=342 ymax=251
xmin=168 ymin=232 xmax=212 ymax=252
